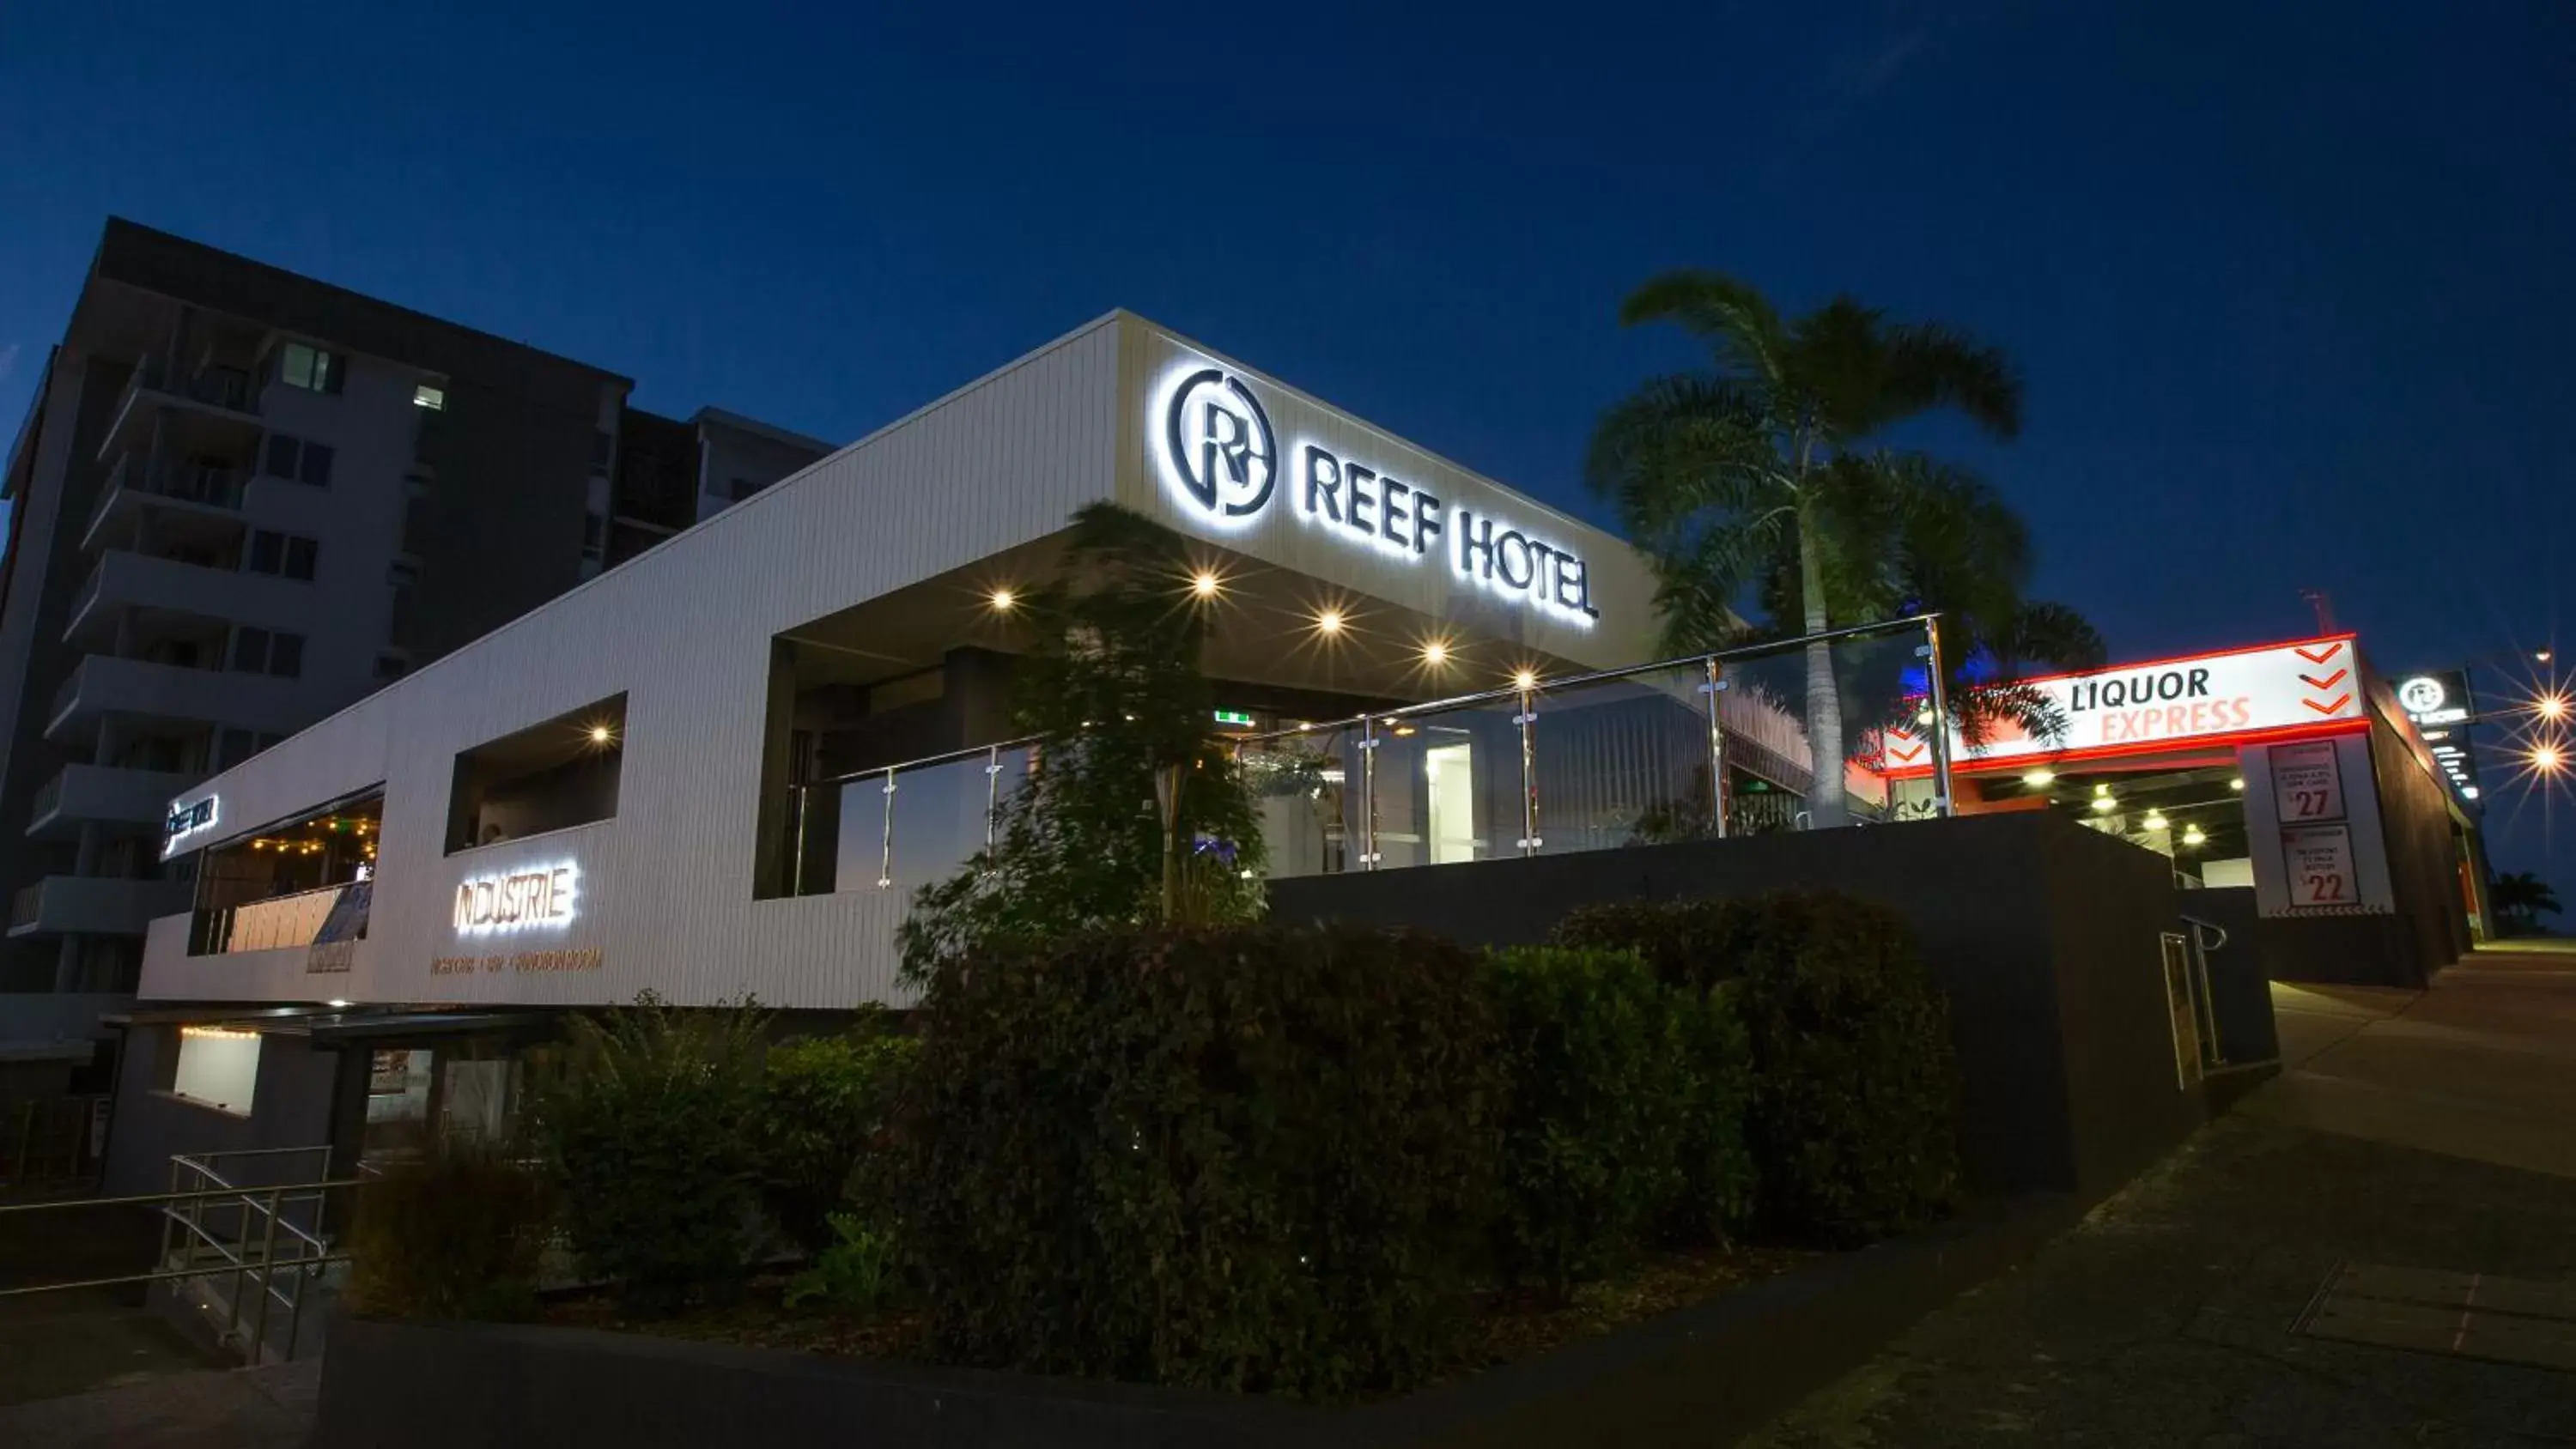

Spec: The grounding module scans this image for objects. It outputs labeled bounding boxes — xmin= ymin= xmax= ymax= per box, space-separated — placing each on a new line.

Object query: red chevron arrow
xmin=2303 ymin=693 xmax=2352 ymax=715
xmin=2296 ymin=642 xmax=2345 ymax=664
xmin=2300 ymin=668 xmax=2348 ymax=690
xmin=1890 ymin=743 xmax=1926 ymax=764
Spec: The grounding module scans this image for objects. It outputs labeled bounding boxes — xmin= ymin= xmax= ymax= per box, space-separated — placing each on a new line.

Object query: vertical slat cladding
xmin=141 ymin=321 xmax=1121 ymax=1010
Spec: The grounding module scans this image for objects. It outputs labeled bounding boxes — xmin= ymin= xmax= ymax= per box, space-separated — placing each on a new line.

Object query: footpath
xmin=1750 ymin=945 xmax=2576 ymax=1446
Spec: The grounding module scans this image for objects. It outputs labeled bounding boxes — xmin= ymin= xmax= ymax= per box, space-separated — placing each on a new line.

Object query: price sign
xmin=2269 ymin=740 xmax=2346 ymax=823
xmin=2282 ymin=824 xmax=2360 ymax=907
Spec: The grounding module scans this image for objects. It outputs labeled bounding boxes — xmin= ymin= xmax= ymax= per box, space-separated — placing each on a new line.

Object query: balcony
xmin=80 ymin=454 xmax=247 ymax=554
xmin=7 ymin=876 xmax=192 ymax=939
xmin=27 ymin=763 xmax=203 ymax=840
xmin=64 ymin=550 xmax=313 ymax=652
xmin=95 ymin=359 xmax=263 ymax=463
xmin=191 ymin=882 xmax=361 ymax=955
xmin=45 ymin=655 xmax=310 ymax=745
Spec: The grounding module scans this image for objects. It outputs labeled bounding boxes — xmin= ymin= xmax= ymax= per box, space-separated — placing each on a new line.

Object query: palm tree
xmin=2490 ymin=871 xmax=2562 ymax=935
xmin=1588 ymin=272 xmax=2044 ymax=825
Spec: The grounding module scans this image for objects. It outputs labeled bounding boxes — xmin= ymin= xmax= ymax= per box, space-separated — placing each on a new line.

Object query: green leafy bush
xmin=531 ymin=992 xmax=770 ymax=1314
xmin=902 ymin=923 xmax=1503 ymax=1399
xmin=1666 ymin=980 xmax=1759 ymax=1245
xmin=1556 ymin=890 xmax=1960 ymax=1243
xmin=345 ymin=1132 xmax=551 ymax=1322
xmin=1482 ymin=946 xmax=1692 ymax=1299
xmin=757 ymin=1010 xmax=919 ymax=1252
xmin=784 ymin=1212 xmax=902 ymax=1312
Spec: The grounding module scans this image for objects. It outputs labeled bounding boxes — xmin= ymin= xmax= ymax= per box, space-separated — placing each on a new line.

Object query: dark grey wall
xmin=101 ymin=1022 xmax=349 ymax=1198
xmin=1269 ymin=812 xmax=2217 ymax=1203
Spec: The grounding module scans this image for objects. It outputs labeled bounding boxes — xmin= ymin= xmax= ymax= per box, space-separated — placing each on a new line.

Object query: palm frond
xmin=1617 ymin=270 xmax=1789 ymax=390
xmin=1880 ymin=321 xmax=2023 ymax=440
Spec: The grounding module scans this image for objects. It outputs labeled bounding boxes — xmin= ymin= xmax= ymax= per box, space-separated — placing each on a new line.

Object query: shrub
xmin=784 ymin=1212 xmax=902 ymax=1312
xmin=345 ymin=1132 xmax=551 ymax=1322
xmin=902 ymin=923 xmax=1503 ymax=1399
xmin=1482 ymin=946 xmax=1693 ymax=1299
xmin=531 ymin=992 xmax=770 ymax=1314
xmin=1557 ymin=890 xmax=1960 ymax=1243
xmin=757 ymin=1010 xmax=919 ymax=1252
xmin=1667 ymin=981 xmax=1759 ymax=1244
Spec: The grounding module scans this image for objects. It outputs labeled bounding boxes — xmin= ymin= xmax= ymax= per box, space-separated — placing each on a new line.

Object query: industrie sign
xmin=1154 ymin=364 xmax=1599 ymax=626
xmin=1881 ymin=637 xmax=2369 ymax=772
xmin=453 ymin=862 xmax=580 ymax=934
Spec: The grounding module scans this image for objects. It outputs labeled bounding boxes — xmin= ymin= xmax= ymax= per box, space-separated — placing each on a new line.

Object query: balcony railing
xmin=123 ymin=358 xmax=259 ymax=419
xmin=789 ymin=615 xmax=1960 ymax=897
xmin=192 ymin=882 xmax=362 ymax=955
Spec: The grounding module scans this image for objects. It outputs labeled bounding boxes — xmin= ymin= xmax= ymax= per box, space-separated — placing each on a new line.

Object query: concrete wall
xmin=1269 ymin=811 xmax=2219 ymax=1203
xmin=101 ymin=1022 xmax=350 ymax=1197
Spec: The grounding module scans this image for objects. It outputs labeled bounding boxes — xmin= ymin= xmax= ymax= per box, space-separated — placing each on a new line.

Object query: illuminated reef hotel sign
xmin=1156 ymin=365 xmax=1599 ymax=625
xmin=453 ymin=862 xmax=580 ymax=934
xmin=1883 ymin=637 xmax=2367 ymax=772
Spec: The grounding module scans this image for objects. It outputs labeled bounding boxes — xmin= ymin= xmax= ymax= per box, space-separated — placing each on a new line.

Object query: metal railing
xmin=1 ymin=1094 xmax=107 ymax=1190
xmin=792 ymin=615 xmax=1957 ymax=894
xmin=9 ymin=881 xmax=45 ymax=931
xmin=193 ymin=881 xmax=355 ymax=955
xmin=0 ymin=1146 xmax=359 ymax=1367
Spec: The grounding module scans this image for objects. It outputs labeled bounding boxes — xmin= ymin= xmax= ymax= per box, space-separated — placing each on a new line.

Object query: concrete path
xmin=1747 ymin=945 xmax=2576 ymax=1447
xmin=0 ymin=1359 xmax=317 ymax=1448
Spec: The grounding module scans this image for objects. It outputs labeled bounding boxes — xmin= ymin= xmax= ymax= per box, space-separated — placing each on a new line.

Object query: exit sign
xmin=1212 ymin=709 xmax=1256 ymax=727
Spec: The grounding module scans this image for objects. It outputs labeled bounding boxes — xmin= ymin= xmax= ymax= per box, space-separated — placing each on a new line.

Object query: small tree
xmin=900 ymin=504 xmax=1264 ymax=979
xmin=2490 ymin=870 xmax=2562 ymax=936
xmin=531 ymin=991 xmax=770 ymax=1314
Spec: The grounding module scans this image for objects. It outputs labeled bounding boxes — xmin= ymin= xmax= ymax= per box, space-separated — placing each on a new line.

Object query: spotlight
xmin=1315 ymin=608 xmax=1344 ymax=637
xmin=2229 ymin=777 xmax=2245 ymax=791
xmin=2022 ymin=768 xmax=2056 ymax=788
xmin=1513 ymin=668 xmax=1539 ymax=692
xmin=1420 ymin=640 xmax=1450 ymax=667
xmin=2536 ymin=692 xmax=2571 ymax=724
xmin=2091 ymin=796 xmax=2117 ymax=813
xmin=1190 ymin=570 xmax=1222 ymax=600
xmin=2093 ymin=781 xmax=2111 ymax=796
xmin=987 ymin=587 xmax=1016 ymax=613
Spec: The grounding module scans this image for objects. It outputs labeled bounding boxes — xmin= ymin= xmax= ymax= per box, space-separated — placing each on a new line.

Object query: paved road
xmin=1749 ymin=946 xmax=2576 ymax=1447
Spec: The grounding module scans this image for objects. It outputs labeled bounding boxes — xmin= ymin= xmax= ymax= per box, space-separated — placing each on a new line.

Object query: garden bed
xmin=536 ymin=1241 xmax=1820 ymax=1399
xmin=316 ymin=1195 xmax=2076 ymax=1449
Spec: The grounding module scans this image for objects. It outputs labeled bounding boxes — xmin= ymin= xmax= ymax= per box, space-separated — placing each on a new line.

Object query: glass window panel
xmin=1236 ymin=724 xmax=1363 ymax=879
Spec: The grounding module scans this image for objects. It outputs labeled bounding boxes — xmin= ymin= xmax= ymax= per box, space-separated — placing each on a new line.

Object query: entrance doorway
xmin=1425 ymin=743 xmax=1477 ymax=864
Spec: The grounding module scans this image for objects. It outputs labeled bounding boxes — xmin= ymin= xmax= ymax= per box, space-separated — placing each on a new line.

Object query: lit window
xmin=414 ymin=383 xmax=447 ymax=410
xmin=173 ymin=1025 xmax=263 ymax=1114
xmin=278 ymin=342 xmax=341 ymax=394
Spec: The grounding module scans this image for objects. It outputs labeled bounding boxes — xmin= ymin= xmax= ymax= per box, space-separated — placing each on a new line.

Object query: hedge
xmin=1556 ymin=890 xmax=1960 ymax=1243
xmin=757 ymin=1012 xmax=918 ymax=1253
xmin=898 ymin=924 xmax=1504 ymax=1399
xmin=1483 ymin=946 xmax=1750 ymax=1299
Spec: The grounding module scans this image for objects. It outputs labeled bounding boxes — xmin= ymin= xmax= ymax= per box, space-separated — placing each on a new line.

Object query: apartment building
xmin=0 ymin=220 xmax=824 ymax=1082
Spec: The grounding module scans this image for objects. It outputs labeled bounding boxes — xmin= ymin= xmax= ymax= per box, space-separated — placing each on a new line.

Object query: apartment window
xmin=231 ymin=627 xmax=305 ymax=678
xmin=589 ymin=429 xmax=614 ymax=476
xmin=277 ymin=342 xmax=342 ymax=395
xmin=263 ymin=434 xmax=334 ymax=487
xmin=218 ymin=728 xmax=258 ymax=768
xmin=246 ymin=530 xmax=319 ymax=582
xmin=413 ymin=383 xmax=447 ymax=410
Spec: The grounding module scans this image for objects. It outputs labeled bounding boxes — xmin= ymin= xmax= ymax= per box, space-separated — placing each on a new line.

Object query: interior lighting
xmin=2022 ymin=768 xmax=2056 ymax=788
xmin=587 ymin=724 xmax=613 ymax=745
xmin=2141 ymin=810 xmax=2169 ymax=832
xmin=2181 ymin=824 xmax=2208 ymax=846
xmin=2091 ymin=796 xmax=2117 ymax=814
xmin=326 ymin=999 xmax=352 ymax=1009
xmin=2230 ymin=777 xmax=2245 ymax=791
xmin=180 ymin=1025 xmax=258 ymax=1041
xmin=987 ymin=587 xmax=1017 ymax=613
xmin=1315 ymin=608 xmax=1345 ymax=637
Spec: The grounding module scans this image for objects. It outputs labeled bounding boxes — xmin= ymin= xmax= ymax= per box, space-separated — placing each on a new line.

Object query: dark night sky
xmin=3 ymin=3 xmax=2570 ymax=887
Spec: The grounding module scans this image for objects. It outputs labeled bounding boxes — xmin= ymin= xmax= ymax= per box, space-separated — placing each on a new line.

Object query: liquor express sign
xmin=1882 ymin=637 xmax=2367 ymax=772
